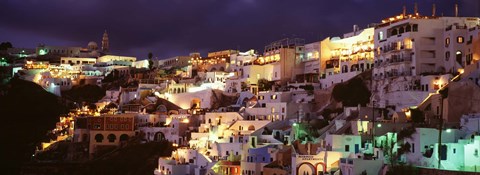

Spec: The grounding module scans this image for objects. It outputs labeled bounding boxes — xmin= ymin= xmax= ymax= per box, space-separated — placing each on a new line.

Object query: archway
xmin=297 ymin=162 xmax=315 ymax=175
xmin=95 ymin=134 xmax=104 ymax=143
xmin=456 ymin=50 xmax=463 ymax=66
xmin=107 ymin=134 xmax=116 ymax=143
xmin=120 ymin=134 xmax=129 ymax=142
xmin=315 ymin=162 xmax=327 ymax=175
xmin=154 ymin=132 xmax=166 ymax=142
xmin=248 ymin=125 xmax=255 ymax=131
xmin=191 ymin=98 xmax=201 ymax=109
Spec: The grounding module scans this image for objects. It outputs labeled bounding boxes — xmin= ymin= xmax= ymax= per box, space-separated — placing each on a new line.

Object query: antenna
xmin=455 ymin=3 xmax=459 ymax=17
xmin=432 ymin=3 xmax=436 ymax=16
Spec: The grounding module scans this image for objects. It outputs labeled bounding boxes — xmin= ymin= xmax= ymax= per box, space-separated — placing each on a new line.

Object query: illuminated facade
xmin=373 ymin=12 xmax=480 ymax=110
xmin=319 ymin=27 xmax=374 ymax=89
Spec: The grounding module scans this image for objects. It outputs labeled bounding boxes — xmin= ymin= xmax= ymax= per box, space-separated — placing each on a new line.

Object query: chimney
xmin=455 ymin=3 xmax=459 ymax=17
xmin=403 ymin=5 xmax=406 ymax=16
xmin=414 ymin=2 xmax=418 ymax=15
xmin=353 ymin=24 xmax=359 ymax=32
xmin=432 ymin=3 xmax=436 ymax=16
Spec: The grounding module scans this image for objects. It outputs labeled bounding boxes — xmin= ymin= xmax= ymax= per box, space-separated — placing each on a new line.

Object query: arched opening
xmin=157 ymin=105 xmax=167 ymax=113
xmin=107 ymin=134 xmax=116 ymax=143
xmin=219 ymin=67 xmax=225 ymax=72
xmin=120 ymin=134 xmax=129 ymax=142
xmin=350 ymin=64 xmax=358 ymax=72
xmin=342 ymin=65 xmax=348 ymax=73
xmin=248 ymin=125 xmax=255 ymax=131
xmin=391 ymin=29 xmax=398 ymax=36
xmin=95 ymin=134 xmax=104 ymax=143
xmin=210 ymin=67 xmax=217 ymax=72
xmin=191 ymin=98 xmax=201 ymax=109
xmin=456 ymin=51 xmax=463 ymax=66
xmin=154 ymin=132 xmax=166 ymax=142
xmin=406 ymin=25 xmax=411 ymax=32
xmin=315 ymin=162 xmax=327 ymax=175
xmin=297 ymin=162 xmax=315 ymax=175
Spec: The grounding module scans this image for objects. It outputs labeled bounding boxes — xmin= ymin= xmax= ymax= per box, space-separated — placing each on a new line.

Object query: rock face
xmin=210 ymin=89 xmax=239 ymax=110
xmin=0 ymin=78 xmax=67 ymax=174
xmin=444 ymin=80 xmax=480 ymax=123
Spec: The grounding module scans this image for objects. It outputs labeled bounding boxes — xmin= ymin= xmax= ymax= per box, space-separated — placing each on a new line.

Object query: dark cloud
xmin=0 ymin=0 xmax=478 ymax=59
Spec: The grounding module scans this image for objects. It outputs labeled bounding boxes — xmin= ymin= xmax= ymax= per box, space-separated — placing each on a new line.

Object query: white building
xmin=373 ymin=13 xmax=480 ymax=110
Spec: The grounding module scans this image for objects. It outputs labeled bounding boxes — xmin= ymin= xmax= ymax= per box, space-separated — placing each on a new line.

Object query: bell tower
xmin=102 ymin=30 xmax=109 ymax=52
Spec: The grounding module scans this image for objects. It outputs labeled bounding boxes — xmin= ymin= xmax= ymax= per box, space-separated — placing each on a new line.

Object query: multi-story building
xmin=319 ymin=26 xmax=374 ymax=89
xmin=372 ymin=11 xmax=480 ymax=110
xmin=256 ymin=38 xmax=305 ymax=83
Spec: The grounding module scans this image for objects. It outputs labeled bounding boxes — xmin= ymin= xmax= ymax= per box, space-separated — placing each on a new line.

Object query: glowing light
xmin=377 ymin=123 xmax=382 ymax=128
xmin=446 ymin=129 xmax=452 ymax=133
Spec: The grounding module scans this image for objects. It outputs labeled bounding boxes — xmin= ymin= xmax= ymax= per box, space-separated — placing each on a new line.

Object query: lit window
xmin=271 ymin=107 xmax=275 ymax=113
xmin=445 ymin=38 xmax=450 ymax=47
xmin=457 ymin=36 xmax=464 ymax=43
xmin=378 ymin=31 xmax=384 ymax=40
xmin=271 ymin=95 xmax=277 ymax=100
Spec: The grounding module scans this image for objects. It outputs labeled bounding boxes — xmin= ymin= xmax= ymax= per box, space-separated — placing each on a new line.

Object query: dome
xmin=87 ymin=41 xmax=98 ymax=50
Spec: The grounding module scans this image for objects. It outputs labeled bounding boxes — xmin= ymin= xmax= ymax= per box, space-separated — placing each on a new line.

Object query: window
xmin=107 ymin=134 xmax=116 ymax=142
xmin=345 ymin=145 xmax=350 ymax=152
xmin=378 ymin=31 xmax=384 ymax=40
xmin=412 ymin=24 xmax=418 ymax=31
xmin=271 ymin=95 xmax=277 ymax=100
xmin=282 ymin=107 xmax=285 ymax=113
xmin=445 ymin=38 xmax=450 ymax=47
xmin=457 ymin=36 xmax=464 ymax=43
xmin=95 ymin=134 xmax=104 ymax=143
xmin=271 ymin=107 xmax=275 ymax=113
xmin=391 ymin=29 xmax=398 ymax=36
xmin=445 ymin=51 xmax=450 ymax=61
xmin=453 ymin=148 xmax=456 ymax=154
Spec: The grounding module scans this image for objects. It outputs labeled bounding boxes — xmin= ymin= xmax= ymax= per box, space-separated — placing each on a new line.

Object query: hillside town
xmin=2 ymin=3 xmax=480 ymax=175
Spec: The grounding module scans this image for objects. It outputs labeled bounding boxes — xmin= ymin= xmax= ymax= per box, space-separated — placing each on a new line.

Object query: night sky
xmin=1 ymin=0 xmax=479 ymax=60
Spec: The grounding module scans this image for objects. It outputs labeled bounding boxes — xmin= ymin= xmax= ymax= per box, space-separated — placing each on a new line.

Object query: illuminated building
xmin=74 ymin=113 xmax=136 ymax=158
xmin=372 ymin=7 xmax=480 ymax=110
xmin=256 ymin=38 xmax=305 ymax=83
xmin=60 ymin=57 xmax=97 ymax=65
xmin=318 ymin=26 xmax=374 ymax=89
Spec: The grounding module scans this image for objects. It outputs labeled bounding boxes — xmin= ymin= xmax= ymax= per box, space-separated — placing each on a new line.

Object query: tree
xmin=148 ymin=52 xmax=154 ymax=70
xmin=258 ymin=78 xmax=274 ymax=91
xmin=332 ymin=78 xmax=371 ymax=106
xmin=0 ymin=42 xmax=13 ymax=50
xmin=410 ymin=108 xmax=425 ymax=124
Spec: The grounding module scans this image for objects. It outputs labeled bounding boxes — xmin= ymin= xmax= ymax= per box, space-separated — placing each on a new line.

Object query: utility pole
xmin=438 ymin=96 xmax=444 ymax=169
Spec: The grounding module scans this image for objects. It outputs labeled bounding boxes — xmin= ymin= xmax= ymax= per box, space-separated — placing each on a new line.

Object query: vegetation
xmin=0 ymin=78 xmax=68 ymax=174
xmin=148 ymin=52 xmax=154 ymax=70
xmin=258 ymin=78 xmax=275 ymax=91
xmin=332 ymin=77 xmax=371 ymax=106
xmin=386 ymin=164 xmax=419 ymax=175
xmin=0 ymin=41 xmax=13 ymax=50
xmin=63 ymin=84 xmax=106 ymax=104
xmin=410 ymin=108 xmax=425 ymax=124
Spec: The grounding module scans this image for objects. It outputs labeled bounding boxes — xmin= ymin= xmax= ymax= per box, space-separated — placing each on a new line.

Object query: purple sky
xmin=0 ymin=0 xmax=478 ymax=60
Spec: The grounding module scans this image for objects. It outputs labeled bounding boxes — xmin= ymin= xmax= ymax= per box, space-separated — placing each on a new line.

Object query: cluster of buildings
xmin=19 ymin=3 xmax=480 ymax=175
